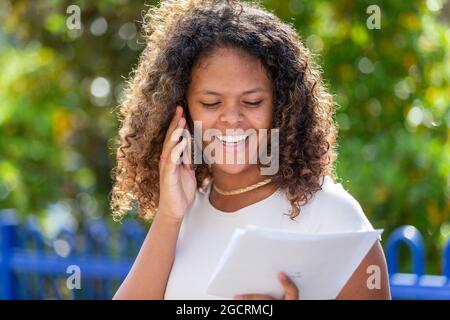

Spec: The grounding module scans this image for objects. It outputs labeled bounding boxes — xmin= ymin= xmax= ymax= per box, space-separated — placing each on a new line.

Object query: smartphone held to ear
xmin=179 ymin=130 xmax=197 ymax=170
xmin=179 ymin=104 xmax=197 ymax=169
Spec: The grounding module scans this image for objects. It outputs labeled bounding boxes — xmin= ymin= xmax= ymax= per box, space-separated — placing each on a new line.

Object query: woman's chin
xmin=212 ymin=162 xmax=252 ymax=175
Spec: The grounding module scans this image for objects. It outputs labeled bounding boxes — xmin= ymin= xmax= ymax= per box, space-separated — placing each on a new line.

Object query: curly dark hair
xmin=110 ymin=0 xmax=338 ymax=222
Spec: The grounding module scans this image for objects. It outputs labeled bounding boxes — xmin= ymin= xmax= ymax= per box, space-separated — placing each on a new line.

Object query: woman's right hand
xmin=158 ymin=106 xmax=197 ymax=221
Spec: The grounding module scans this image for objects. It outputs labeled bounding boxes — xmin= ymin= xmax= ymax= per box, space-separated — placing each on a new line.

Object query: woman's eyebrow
xmin=242 ymin=87 xmax=264 ymax=95
xmin=195 ymin=87 xmax=265 ymax=95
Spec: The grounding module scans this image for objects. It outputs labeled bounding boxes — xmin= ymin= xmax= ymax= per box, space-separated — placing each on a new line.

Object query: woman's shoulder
xmin=307 ymin=175 xmax=375 ymax=234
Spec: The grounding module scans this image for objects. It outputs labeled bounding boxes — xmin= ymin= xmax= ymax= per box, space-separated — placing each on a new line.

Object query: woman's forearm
xmin=113 ymin=211 xmax=183 ymax=299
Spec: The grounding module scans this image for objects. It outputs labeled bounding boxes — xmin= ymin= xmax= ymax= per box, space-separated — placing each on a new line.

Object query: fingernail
xmin=234 ymin=295 xmax=243 ymax=300
xmin=279 ymin=272 xmax=287 ymax=280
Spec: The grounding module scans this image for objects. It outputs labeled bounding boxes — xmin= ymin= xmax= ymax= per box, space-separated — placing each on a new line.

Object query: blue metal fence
xmin=1 ymin=209 xmax=450 ymax=299
xmin=0 ymin=209 xmax=145 ymax=299
xmin=386 ymin=225 xmax=450 ymax=299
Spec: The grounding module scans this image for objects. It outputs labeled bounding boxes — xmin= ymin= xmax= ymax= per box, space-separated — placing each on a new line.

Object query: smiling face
xmin=186 ymin=46 xmax=274 ymax=175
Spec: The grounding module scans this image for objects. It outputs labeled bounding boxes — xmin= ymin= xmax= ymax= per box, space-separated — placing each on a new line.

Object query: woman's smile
xmin=214 ymin=134 xmax=250 ymax=164
xmin=216 ymin=134 xmax=249 ymax=145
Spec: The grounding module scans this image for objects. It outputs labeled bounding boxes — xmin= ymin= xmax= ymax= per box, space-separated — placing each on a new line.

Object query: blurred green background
xmin=0 ymin=0 xmax=449 ymax=274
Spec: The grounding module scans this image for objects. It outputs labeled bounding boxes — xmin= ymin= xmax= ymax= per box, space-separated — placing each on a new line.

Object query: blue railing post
xmin=0 ymin=209 xmax=19 ymax=300
xmin=442 ymin=239 xmax=450 ymax=278
xmin=386 ymin=225 xmax=425 ymax=275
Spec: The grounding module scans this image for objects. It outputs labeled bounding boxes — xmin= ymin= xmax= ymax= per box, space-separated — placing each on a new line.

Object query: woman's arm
xmin=113 ymin=211 xmax=182 ymax=300
xmin=336 ymin=240 xmax=391 ymax=299
xmin=113 ymin=106 xmax=196 ymax=299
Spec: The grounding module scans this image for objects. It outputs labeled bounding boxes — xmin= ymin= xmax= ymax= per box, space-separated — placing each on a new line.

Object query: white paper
xmin=206 ymin=225 xmax=383 ymax=300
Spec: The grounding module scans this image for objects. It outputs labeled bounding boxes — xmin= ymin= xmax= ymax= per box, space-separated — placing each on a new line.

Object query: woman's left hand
xmin=233 ymin=272 xmax=299 ymax=300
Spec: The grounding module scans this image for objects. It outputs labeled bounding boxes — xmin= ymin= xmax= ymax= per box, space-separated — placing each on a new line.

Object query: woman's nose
xmin=219 ymin=105 xmax=244 ymax=126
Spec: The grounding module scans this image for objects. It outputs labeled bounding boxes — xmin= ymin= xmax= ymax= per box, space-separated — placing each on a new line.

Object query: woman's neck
xmin=211 ymin=165 xmax=270 ymax=191
xmin=209 ymin=165 xmax=278 ymax=213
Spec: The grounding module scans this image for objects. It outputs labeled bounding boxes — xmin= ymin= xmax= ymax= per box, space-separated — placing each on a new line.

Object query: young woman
xmin=111 ymin=0 xmax=390 ymax=300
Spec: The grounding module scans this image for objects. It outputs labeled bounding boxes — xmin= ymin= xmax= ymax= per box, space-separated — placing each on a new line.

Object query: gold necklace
xmin=213 ymin=178 xmax=273 ymax=196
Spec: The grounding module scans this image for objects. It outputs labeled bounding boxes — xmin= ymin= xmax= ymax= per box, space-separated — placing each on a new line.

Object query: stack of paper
xmin=206 ymin=225 xmax=383 ymax=300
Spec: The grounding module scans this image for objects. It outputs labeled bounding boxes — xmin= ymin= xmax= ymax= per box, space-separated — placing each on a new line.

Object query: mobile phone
xmin=179 ymin=104 xmax=198 ymax=169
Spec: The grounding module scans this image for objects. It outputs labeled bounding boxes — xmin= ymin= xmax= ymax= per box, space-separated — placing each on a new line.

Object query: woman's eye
xmin=201 ymin=102 xmax=220 ymax=108
xmin=244 ymin=100 xmax=263 ymax=107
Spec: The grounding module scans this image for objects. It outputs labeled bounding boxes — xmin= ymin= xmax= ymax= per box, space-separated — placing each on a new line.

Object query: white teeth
xmin=217 ymin=135 xmax=247 ymax=144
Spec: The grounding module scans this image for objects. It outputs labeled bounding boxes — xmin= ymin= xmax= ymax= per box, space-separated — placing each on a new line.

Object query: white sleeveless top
xmin=164 ymin=175 xmax=376 ymax=299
